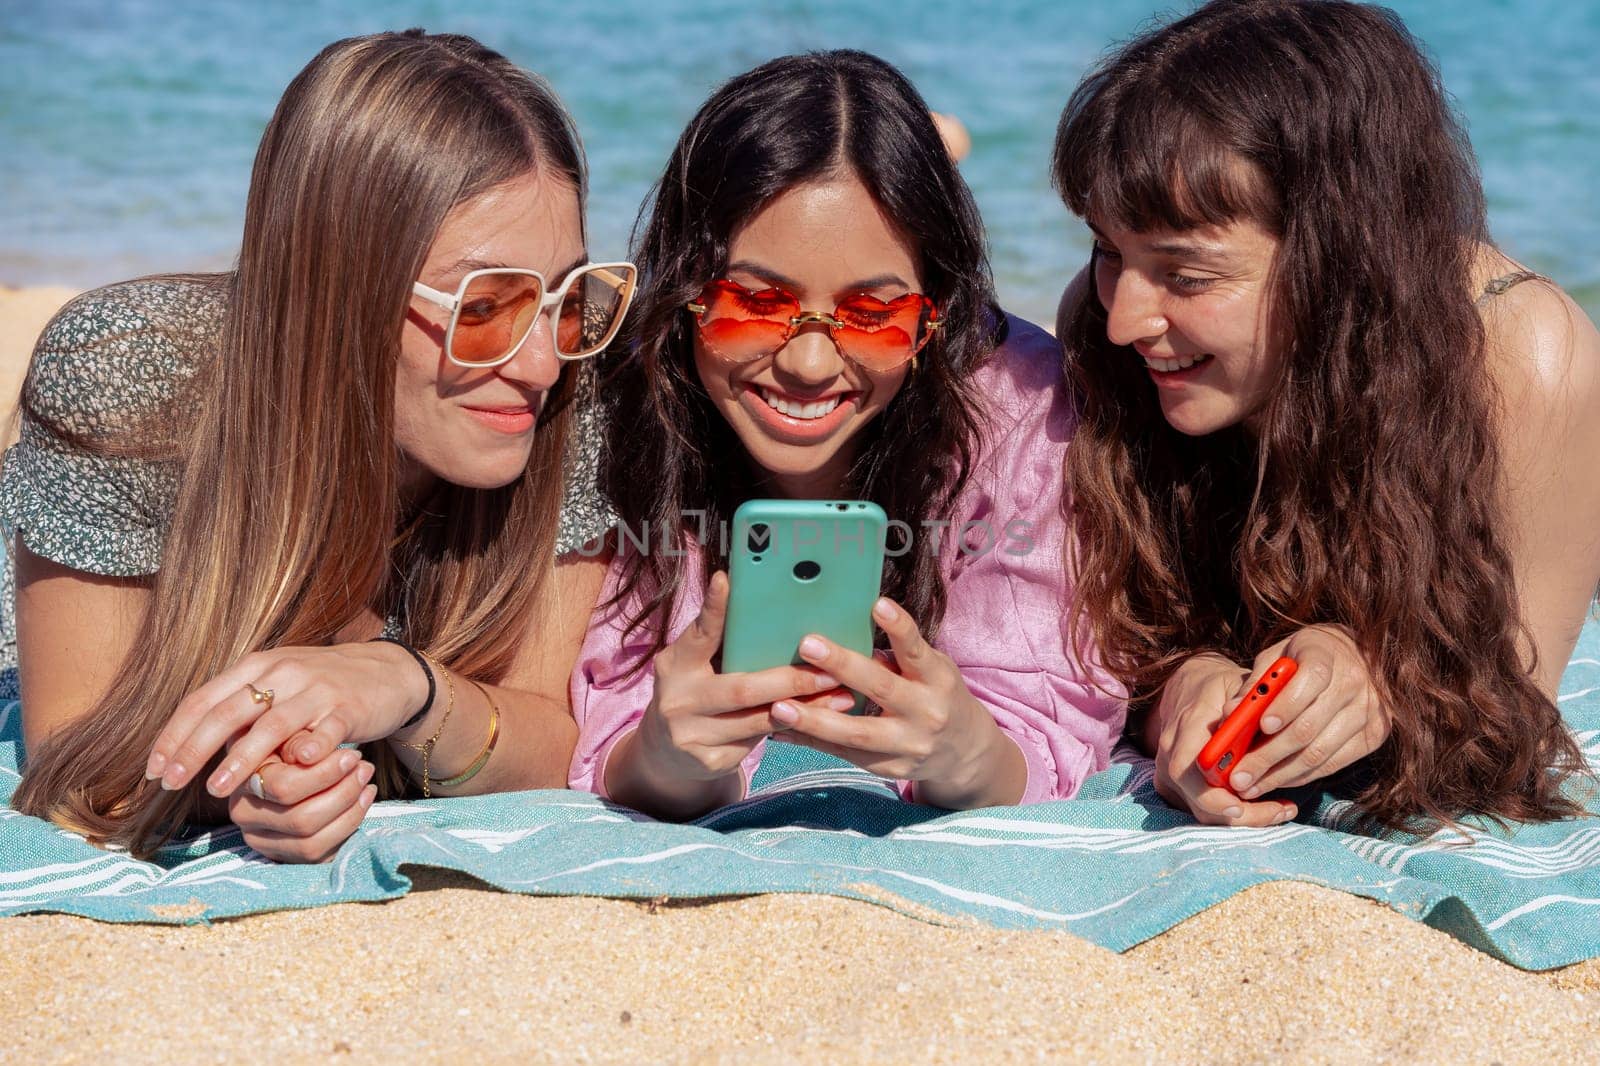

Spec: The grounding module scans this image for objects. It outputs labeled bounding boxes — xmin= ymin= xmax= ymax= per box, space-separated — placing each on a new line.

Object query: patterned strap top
xmin=1477 ymin=270 xmax=1546 ymax=305
xmin=0 ymin=276 xmax=618 ymax=675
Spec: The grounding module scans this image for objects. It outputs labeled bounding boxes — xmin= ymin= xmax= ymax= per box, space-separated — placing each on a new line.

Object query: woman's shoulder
xmin=967 ymin=309 xmax=1069 ymax=435
xmin=25 ymin=274 xmax=227 ymax=433
xmin=1 ymin=274 xmax=222 ymax=578
xmin=1476 ymin=260 xmax=1600 ymax=430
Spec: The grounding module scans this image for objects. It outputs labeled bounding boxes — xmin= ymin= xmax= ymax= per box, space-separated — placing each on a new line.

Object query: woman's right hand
xmin=226 ymin=746 xmax=378 ymax=863
xmin=608 ymin=571 xmax=848 ymax=817
xmin=1152 ymin=653 xmax=1299 ymax=827
xmin=146 ymin=641 xmax=429 ymax=799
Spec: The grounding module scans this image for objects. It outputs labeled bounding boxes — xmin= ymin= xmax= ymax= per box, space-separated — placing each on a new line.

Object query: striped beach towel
xmin=2 ymin=620 xmax=1598 ymax=971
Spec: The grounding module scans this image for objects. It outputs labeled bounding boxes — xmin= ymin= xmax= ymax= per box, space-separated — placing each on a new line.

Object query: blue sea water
xmin=1 ymin=0 xmax=1597 ymax=326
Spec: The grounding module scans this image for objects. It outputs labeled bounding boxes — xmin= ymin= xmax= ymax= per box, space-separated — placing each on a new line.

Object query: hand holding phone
xmin=1196 ymin=657 xmax=1299 ymax=792
xmin=605 ymin=570 xmax=845 ymax=820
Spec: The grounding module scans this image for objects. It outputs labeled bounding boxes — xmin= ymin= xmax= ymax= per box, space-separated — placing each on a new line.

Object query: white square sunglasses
xmin=411 ymin=262 xmax=637 ymax=368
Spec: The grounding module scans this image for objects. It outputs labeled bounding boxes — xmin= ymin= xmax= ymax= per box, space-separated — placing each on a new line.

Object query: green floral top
xmin=0 ymin=276 xmax=615 ymax=674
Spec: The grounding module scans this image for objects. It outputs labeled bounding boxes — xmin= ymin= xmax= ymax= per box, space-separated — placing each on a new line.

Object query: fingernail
xmin=359 ymin=784 xmax=377 ymax=808
xmin=1261 ymin=716 xmax=1282 ymax=733
xmin=813 ymin=672 xmax=839 ymax=690
xmin=771 ymin=701 xmax=799 ymax=726
xmin=145 ymin=752 xmax=166 ymax=780
xmin=296 ymin=742 xmax=319 ymax=763
xmin=160 ymin=763 xmax=186 ymax=791
xmin=1242 ymin=787 xmax=1261 ymax=799
xmin=872 ymin=598 xmax=897 ymax=623
xmin=1222 ymin=806 xmax=1243 ymax=819
xmin=1230 ymin=772 xmax=1253 ymax=791
xmin=828 ymin=693 xmax=857 ymax=712
xmin=338 ymin=750 xmax=360 ymax=774
xmin=1276 ymin=806 xmax=1296 ymax=823
xmin=799 ymin=637 xmax=827 ymax=660
xmin=208 ymin=769 xmax=233 ymax=795
xmin=358 ymin=761 xmax=375 ymax=786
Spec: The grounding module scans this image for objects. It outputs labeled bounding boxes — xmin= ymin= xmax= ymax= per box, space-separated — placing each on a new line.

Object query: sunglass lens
xmin=693 ymin=281 xmax=799 ymax=362
xmin=556 ymin=264 xmax=637 ymax=358
xmin=449 ymin=272 xmax=543 ymax=366
xmin=831 ymin=293 xmax=929 ymax=371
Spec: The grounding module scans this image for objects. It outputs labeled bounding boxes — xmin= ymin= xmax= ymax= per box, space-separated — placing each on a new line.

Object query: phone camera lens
xmin=793 ymin=560 xmax=821 ymax=581
xmin=1257 ymin=683 xmax=1270 ymax=695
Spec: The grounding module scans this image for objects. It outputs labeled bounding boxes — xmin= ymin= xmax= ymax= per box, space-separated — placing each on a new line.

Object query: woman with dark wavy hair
xmin=1052 ymin=0 xmax=1600 ymax=830
xmin=570 ymin=50 xmax=1124 ymax=820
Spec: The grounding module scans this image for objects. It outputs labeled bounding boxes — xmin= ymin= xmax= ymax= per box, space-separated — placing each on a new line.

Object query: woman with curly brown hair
xmin=1051 ymin=0 xmax=1600 ymax=830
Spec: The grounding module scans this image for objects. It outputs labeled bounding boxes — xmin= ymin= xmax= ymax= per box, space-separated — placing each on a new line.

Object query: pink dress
xmin=568 ymin=314 xmax=1127 ymax=806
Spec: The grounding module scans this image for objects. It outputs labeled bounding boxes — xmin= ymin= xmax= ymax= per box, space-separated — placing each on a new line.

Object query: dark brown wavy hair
xmin=1051 ymin=0 xmax=1586 ymax=830
xmin=604 ymin=50 xmax=1005 ymax=660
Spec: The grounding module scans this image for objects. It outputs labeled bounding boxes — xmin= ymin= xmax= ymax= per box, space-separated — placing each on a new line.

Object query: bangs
xmin=1052 ymin=71 xmax=1279 ymax=235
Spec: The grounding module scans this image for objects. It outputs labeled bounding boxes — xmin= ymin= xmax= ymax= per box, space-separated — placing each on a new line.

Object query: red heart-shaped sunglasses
xmin=686 ymin=279 xmax=942 ymax=372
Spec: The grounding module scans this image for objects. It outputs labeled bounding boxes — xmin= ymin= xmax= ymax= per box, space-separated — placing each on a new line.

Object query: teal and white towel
xmin=2 ymin=621 xmax=1598 ymax=972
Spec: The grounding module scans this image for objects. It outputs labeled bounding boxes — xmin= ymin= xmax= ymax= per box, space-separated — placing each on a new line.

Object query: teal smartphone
xmin=721 ymin=499 xmax=887 ymax=714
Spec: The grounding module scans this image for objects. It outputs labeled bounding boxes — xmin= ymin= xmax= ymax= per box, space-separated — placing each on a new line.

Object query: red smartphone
xmin=1197 ymin=657 xmax=1298 ymax=791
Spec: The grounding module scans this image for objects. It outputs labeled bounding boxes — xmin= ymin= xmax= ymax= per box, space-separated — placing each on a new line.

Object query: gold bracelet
xmin=399 ymin=651 xmax=455 ymax=798
xmin=433 ymin=680 xmax=501 ymax=790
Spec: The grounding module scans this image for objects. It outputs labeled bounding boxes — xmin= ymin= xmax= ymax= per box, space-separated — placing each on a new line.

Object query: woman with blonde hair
xmin=6 ymin=29 xmax=635 ymax=860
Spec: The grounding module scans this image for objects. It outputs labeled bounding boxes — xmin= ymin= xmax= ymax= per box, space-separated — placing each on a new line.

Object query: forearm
xmin=603 ymin=727 xmax=744 ymax=821
xmin=385 ymin=675 xmax=577 ymax=796
xmin=915 ymin=725 xmax=1028 ymax=810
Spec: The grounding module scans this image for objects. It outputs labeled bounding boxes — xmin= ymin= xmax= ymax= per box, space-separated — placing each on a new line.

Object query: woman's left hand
xmin=1223 ymin=624 xmax=1393 ymax=800
xmin=225 ymin=748 xmax=378 ymax=863
xmin=769 ymin=597 xmax=1026 ymax=809
xmin=145 ymin=641 xmax=430 ymax=799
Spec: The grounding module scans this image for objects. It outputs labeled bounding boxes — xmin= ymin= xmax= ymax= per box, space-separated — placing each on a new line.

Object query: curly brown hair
xmin=1050 ymin=0 xmax=1586 ymax=830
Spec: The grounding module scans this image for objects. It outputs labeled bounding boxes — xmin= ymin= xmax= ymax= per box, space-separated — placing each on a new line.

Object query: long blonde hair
xmin=16 ymin=30 xmax=587 ymax=854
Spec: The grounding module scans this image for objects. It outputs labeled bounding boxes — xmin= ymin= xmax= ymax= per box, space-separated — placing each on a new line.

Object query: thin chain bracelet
xmin=398 ymin=652 xmax=455 ymax=798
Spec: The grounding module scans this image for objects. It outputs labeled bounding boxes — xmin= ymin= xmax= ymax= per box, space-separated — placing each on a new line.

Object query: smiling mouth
xmin=461 ymin=403 xmax=537 ymax=434
xmin=756 ymin=385 xmax=850 ymax=421
xmin=1142 ymin=352 xmax=1213 ymax=374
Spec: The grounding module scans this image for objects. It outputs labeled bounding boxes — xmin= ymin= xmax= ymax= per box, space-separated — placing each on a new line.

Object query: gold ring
xmin=246 ymin=683 xmax=275 ymax=709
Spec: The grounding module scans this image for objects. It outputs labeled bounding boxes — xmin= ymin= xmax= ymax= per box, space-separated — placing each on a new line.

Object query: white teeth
xmin=760 ymin=387 xmax=841 ymax=419
xmin=1143 ymin=353 xmax=1211 ymax=374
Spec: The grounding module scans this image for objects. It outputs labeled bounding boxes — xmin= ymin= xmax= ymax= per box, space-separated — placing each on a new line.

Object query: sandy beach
xmin=2 ymin=876 xmax=1597 ymax=1064
xmin=1 ymin=286 xmax=1598 ymax=1063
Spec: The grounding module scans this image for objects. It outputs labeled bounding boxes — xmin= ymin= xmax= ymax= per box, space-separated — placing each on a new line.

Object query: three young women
xmin=16 ymin=3 xmax=1596 ymax=854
